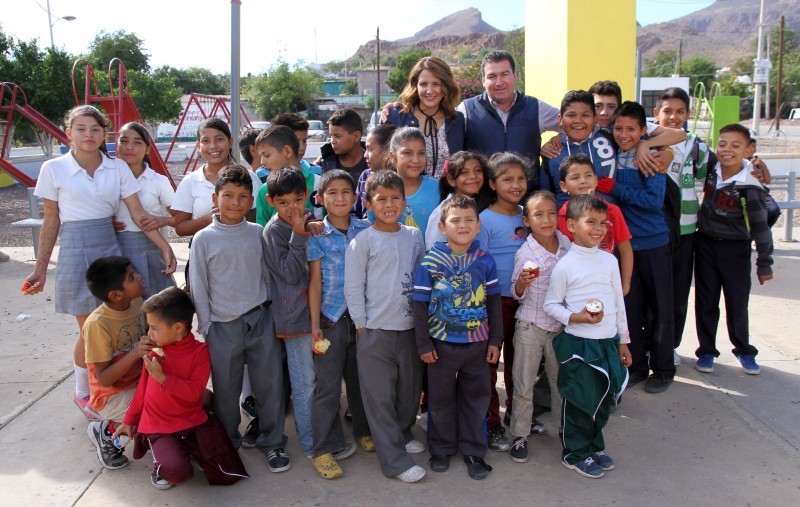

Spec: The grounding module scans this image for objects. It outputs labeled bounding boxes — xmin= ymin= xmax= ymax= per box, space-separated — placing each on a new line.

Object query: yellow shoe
xmin=358 ymin=436 xmax=376 ymax=452
xmin=312 ymin=453 xmax=343 ymax=480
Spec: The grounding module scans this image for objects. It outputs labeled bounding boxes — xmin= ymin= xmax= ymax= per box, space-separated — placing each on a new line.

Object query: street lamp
xmin=46 ymin=0 xmax=76 ymax=48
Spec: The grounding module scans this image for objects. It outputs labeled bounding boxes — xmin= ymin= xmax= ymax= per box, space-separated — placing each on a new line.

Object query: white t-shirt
xmin=115 ymin=165 xmax=175 ymax=240
xmin=34 ymin=152 xmax=140 ymax=223
xmin=171 ymin=166 xmax=262 ymax=219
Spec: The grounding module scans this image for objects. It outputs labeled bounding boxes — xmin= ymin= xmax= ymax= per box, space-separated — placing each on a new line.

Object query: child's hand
xmin=160 ymin=246 xmax=177 ymax=275
xmin=138 ymin=213 xmax=160 ymax=232
xmin=306 ymin=219 xmax=324 ymax=237
xmin=486 ymin=345 xmax=500 ymax=364
xmin=540 ymin=136 xmax=563 ymax=159
xmin=312 ymin=329 xmax=330 ymax=355
xmin=758 ymin=274 xmax=773 ymax=285
xmin=357 ymin=327 xmax=364 ymax=336
xmin=619 ymin=343 xmax=632 ymax=368
xmin=634 ymin=141 xmax=659 ymax=176
xmin=650 ymin=148 xmax=673 ymax=173
xmin=622 ymin=279 xmax=631 ymax=296
xmin=515 ymin=270 xmax=538 ymax=294
xmin=569 ymin=308 xmax=604 ymax=324
xmin=113 ymin=422 xmax=135 ymax=439
xmin=22 ymin=273 xmax=45 ymax=295
xmin=420 ymin=350 xmax=438 ymax=364
xmin=290 ymin=207 xmax=307 ymax=232
xmin=134 ymin=335 xmax=155 ymax=359
xmin=144 ymin=354 xmax=166 ymax=384
xmin=112 ymin=216 xmax=127 ymax=233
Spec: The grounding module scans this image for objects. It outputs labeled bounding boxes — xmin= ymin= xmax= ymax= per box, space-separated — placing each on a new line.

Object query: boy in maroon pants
xmin=114 ymin=287 xmax=248 ymax=489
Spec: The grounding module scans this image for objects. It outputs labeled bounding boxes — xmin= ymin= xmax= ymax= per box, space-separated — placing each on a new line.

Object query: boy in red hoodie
xmin=114 ymin=287 xmax=248 ymax=489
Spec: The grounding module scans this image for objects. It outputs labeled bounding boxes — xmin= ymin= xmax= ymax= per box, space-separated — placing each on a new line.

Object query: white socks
xmin=74 ymin=364 xmax=90 ymax=399
xmin=241 ymin=365 xmax=252 ymax=401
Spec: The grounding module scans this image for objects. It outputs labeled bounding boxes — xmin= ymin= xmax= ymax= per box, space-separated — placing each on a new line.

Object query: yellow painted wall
xmin=525 ymin=0 xmax=637 ymax=109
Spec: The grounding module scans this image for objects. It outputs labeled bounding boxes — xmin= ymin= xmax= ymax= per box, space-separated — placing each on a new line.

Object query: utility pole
xmin=676 ymin=38 xmax=682 ymax=75
xmin=766 ymin=33 xmax=771 ymax=120
xmin=752 ymin=0 xmax=766 ymax=135
xmin=776 ymin=16 xmax=785 ymax=131
xmin=375 ymin=27 xmax=380 ymax=122
xmin=230 ymin=0 xmax=241 ymax=161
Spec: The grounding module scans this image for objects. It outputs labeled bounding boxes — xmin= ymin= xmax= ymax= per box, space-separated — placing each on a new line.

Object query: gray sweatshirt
xmin=263 ymin=217 xmax=311 ymax=337
xmin=344 ymin=225 xmax=425 ymax=331
xmin=189 ymin=215 xmax=270 ymax=334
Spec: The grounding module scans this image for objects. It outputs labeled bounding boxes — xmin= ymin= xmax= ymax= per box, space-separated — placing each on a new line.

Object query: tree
xmin=644 ymin=50 xmax=717 ymax=91
xmin=385 ymin=47 xmax=431 ymax=94
xmin=644 ymin=49 xmax=680 ymax=78
xmin=504 ymin=27 xmax=525 ymax=91
xmin=88 ymin=30 xmax=150 ymax=73
xmin=342 ymin=79 xmax=359 ymax=95
xmin=244 ymin=61 xmax=322 ymax=119
xmin=152 ymin=66 xmax=229 ymax=95
xmin=127 ymin=71 xmax=183 ymax=134
xmin=454 ymin=63 xmax=483 ymax=99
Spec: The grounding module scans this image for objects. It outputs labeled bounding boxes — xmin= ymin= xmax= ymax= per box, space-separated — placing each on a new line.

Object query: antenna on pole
xmin=375 ymin=27 xmax=380 ymax=122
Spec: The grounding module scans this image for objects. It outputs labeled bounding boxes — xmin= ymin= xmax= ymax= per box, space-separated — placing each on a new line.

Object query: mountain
xmin=637 ymin=0 xmax=800 ymax=66
xmin=396 ymin=7 xmax=499 ymax=44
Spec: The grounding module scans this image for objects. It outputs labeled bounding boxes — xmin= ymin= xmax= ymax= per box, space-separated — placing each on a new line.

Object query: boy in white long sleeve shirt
xmin=543 ymin=194 xmax=632 ymax=480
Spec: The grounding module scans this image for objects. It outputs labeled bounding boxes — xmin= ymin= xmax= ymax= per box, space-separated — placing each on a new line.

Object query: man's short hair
xmin=215 ymin=164 xmax=253 ymax=195
xmin=481 ymin=50 xmax=515 ymax=76
xmin=657 ymin=87 xmax=691 ymax=110
xmin=588 ymin=80 xmax=623 ymax=105
xmin=560 ymin=90 xmax=596 ymax=115
xmin=142 ymin=287 xmax=195 ymax=330
xmin=266 ymin=167 xmax=307 ymax=198
xmin=440 ymin=194 xmax=478 ymax=223
xmin=365 ymin=170 xmax=404 ymax=202
xmin=318 ymin=169 xmax=355 ymax=194
xmin=238 ymin=128 xmax=262 ymax=165
xmin=255 ymin=125 xmax=299 ymax=158
xmin=612 ymin=101 xmax=647 ymax=128
xmin=565 ymin=193 xmax=608 ymax=221
xmin=86 ymin=256 xmax=131 ymax=303
xmin=327 ymin=108 xmax=363 ymax=135
xmin=559 ymin=153 xmax=595 ymax=182
xmin=271 ymin=113 xmax=309 ymax=132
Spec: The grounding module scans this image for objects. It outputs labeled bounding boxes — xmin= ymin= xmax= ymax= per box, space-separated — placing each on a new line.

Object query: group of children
xmin=50 ymin=77 xmax=776 ymax=489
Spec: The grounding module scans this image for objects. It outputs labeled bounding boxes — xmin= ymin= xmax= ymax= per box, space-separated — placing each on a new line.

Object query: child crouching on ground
xmin=114 ymin=287 xmax=248 ymax=489
xmin=543 ymin=195 xmax=632 ymax=479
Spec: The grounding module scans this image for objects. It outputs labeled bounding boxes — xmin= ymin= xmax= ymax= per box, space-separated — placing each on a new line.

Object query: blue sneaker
xmin=562 ymin=457 xmax=604 ymax=478
xmin=696 ymin=354 xmax=714 ymax=373
xmin=591 ymin=451 xmax=615 ymax=471
xmin=737 ymin=354 xmax=760 ymax=375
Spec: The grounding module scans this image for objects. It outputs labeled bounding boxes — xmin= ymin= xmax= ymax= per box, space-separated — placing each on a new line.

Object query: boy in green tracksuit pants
xmin=543 ymin=195 xmax=632 ymax=479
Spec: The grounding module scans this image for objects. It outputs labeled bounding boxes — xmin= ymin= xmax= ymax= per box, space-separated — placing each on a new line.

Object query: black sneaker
xmin=242 ymin=417 xmax=259 ymax=448
xmin=503 ymin=410 xmax=511 ymax=427
xmin=463 ymin=455 xmax=493 ymax=480
xmin=240 ymin=395 xmax=257 ymax=419
xmin=344 ymin=407 xmax=353 ymax=423
xmin=644 ymin=374 xmax=673 ymax=394
xmin=531 ymin=417 xmax=548 ymax=435
xmin=487 ymin=425 xmax=511 ymax=452
xmin=87 ymin=420 xmax=129 ymax=470
xmin=428 ymin=454 xmax=450 ymax=472
xmin=267 ymin=447 xmax=291 ymax=473
xmin=509 ymin=437 xmax=528 ymax=463
xmin=627 ymin=370 xmax=649 ymax=388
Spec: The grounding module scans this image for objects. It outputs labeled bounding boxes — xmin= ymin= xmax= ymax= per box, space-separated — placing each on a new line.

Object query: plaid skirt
xmin=56 ymin=218 xmax=121 ymax=316
xmin=118 ymin=231 xmax=176 ymax=299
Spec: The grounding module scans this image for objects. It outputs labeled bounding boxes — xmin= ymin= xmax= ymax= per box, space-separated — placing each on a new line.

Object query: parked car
xmin=307 ymin=120 xmax=327 ymax=141
xmin=250 ymin=120 xmax=271 ymax=129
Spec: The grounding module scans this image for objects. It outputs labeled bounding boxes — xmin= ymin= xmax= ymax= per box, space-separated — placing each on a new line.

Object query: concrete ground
xmin=1 ymin=231 xmax=799 ymax=506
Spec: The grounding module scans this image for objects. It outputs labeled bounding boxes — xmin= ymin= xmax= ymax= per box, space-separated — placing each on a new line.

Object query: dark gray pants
xmin=312 ymin=314 xmax=370 ymax=456
xmin=207 ymin=304 xmax=287 ymax=454
xmin=357 ymin=328 xmax=423 ymax=477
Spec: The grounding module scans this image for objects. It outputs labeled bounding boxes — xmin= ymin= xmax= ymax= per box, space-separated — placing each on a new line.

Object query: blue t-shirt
xmin=368 ymin=175 xmax=441 ymax=233
xmin=413 ymin=241 xmax=500 ymax=343
xmin=541 ymin=131 xmax=617 ymax=207
xmin=475 ymin=207 xmax=526 ymax=297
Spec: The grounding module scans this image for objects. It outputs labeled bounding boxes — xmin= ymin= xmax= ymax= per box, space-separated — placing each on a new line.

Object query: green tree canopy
xmin=244 ymin=61 xmax=322 ymax=119
xmin=644 ymin=50 xmax=717 ymax=91
xmin=88 ymin=30 xmax=149 ymax=73
xmin=152 ymin=65 xmax=229 ymax=95
xmin=504 ymin=27 xmax=525 ymax=91
xmin=385 ymin=47 xmax=431 ymax=94
xmin=127 ymin=71 xmax=183 ymax=126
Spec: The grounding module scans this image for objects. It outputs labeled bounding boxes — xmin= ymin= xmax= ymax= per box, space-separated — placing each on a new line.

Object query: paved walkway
xmin=1 ymin=233 xmax=799 ymax=506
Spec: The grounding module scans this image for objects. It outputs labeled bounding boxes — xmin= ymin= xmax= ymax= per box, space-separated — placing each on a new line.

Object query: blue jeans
xmin=284 ymin=333 xmax=316 ymax=455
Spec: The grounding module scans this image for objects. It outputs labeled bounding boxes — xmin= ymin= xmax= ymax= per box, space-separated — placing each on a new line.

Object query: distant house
xmin=356 ymin=68 xmax=393 ymax=95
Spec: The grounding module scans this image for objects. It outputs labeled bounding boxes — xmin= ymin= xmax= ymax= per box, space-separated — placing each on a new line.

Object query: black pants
xmin=672 ymin=233 xmax=696 ymax=348
xmin=625 ymin=244 xmax=676 ymax=378
xmin=694 ymin=233 xmax=758 ymax=358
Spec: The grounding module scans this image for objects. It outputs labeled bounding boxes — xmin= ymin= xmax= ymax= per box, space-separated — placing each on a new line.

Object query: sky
xmin=2 ymin=0 xmax=717 ymax=75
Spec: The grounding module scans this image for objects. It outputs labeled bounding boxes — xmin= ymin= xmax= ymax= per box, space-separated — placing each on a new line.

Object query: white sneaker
xmin=416 ymin=412 xmax=428 ymax=432
xmin=673 ymin=350 xmax=682 ymax=366
xmin=395 ymin=465 xmax=425 ymax=483
xmin=405 ymin=439 xmax=425 ymax=454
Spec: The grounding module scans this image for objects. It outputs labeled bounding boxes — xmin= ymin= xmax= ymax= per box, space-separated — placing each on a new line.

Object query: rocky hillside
xmin=395 ymin=7 xmax=498 ymax=44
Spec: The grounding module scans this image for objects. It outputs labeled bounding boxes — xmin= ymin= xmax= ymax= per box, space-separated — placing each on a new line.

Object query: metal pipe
xmin=752 ymin=0 xmax=766 ymax=135
xmin=230 ymin=0 xmax=241 ymax=162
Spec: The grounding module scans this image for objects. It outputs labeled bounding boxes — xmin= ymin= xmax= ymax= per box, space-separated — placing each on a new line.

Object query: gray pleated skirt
xmin=56 ymin=218 xmax=121 ymax=316
xmin=117 ymin=230 xmax=176 ymax=299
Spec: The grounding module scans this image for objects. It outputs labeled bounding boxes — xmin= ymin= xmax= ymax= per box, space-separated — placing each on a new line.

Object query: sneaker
xmin=332 ymin=440 xmax=357 ymax=461
xmin=509 ymin=437 xmax=528 ymax=463
xmin=344 ymin=407 xmax=353 ymax=423
xmin=673 ymin=350 xmax=682 ymax=366
xmin=428 ymin=454 xmax=450 ymax=472
xmin=87 ymin=420 xmax=129 ymax=470
xmin=562 ymin=457 xmax=604 ymax=478
xmin=405 ymin=439 xmax=425 ymax=454
xmin=73 ymin=394 xmax=101 ymax=421
xmin=592 ymin=451 xmax=615 ymax=471
xmin=416 ymin=412 xmax=428 ymax=432
xmin=487 ymin=426 xmax=511 ymax=452
xmin=644 ymin=374 xmax=673 ymax=394
xmin=395 ymin=465 xmax=426 ymax=483
xmin=696 ymin=354 xmax=715 ymax=373
xmin=737 ymin=354 xmax=761 ymax=375
xmin=531 ymin=417 xmax=548 ymax=436
xmin=150 ymin=472 xmax=173 ymax=490
xmin=627 ymin=370 xmax=649 ymax=387
xmin=240 ymin=395 xmax=257 ymax=419
xmin=463 ymin=455 xmax=493 ymax=480
xmin=357 ymin=435 xmax=375 ymax=452
xmin=266 ymin=448 xmax=291 ymax=473
xmin=311 ymin=453 xmax=343 ymax=480
xmin=241 ymin=417 xmax=259 ymax=448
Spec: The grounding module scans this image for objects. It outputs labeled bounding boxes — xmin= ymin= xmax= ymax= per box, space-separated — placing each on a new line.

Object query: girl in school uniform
xmin=115 ymin=122 xmax=177 ymax=298
xmin=23 ymin=105 xmax=177 ymax=418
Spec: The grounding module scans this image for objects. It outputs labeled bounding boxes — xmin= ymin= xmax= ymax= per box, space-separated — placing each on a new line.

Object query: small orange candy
xmin=21 ymin=281 xmax=32 ymax=293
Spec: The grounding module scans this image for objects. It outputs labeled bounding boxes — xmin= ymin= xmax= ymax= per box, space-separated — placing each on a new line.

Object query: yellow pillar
xmin=525 ymin=0 xmax=637 ymax=109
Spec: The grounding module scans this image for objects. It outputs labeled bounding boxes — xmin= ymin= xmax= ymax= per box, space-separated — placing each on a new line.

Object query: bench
xmin=10 ymin=188 xmax=42 ymax=258
xmin=768 ymin=172 xmax=798 ymax=242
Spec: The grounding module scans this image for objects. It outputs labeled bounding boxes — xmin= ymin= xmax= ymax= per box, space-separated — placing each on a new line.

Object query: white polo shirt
xmin=34 ymin=152 xmax=140 ymax=223
xmin=171 ymin=165 xmax=261 ymax=219
xmin=115 ymin=165 xmax=175 ymax=239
